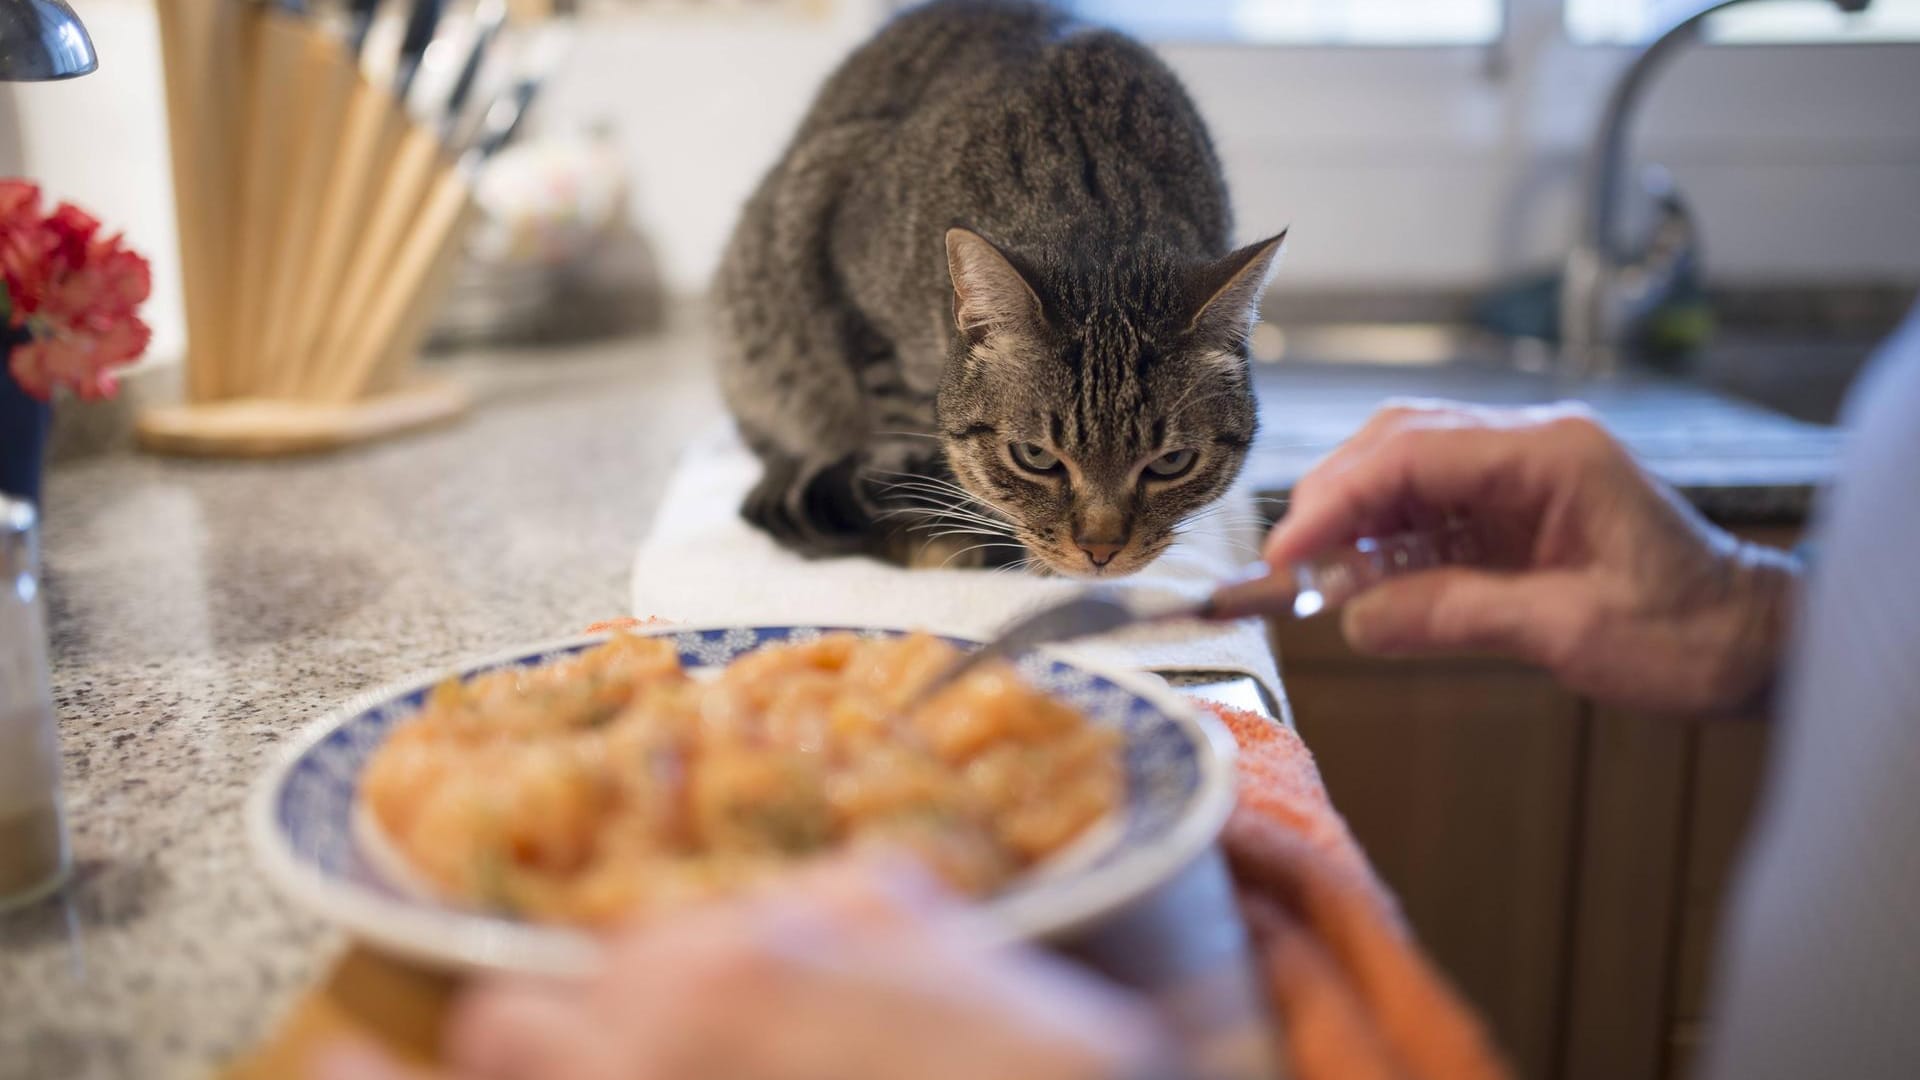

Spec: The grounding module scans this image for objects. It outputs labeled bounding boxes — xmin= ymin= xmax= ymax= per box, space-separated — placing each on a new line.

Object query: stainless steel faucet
xmin=1558 ymin=0 xmax=1873 ymax=377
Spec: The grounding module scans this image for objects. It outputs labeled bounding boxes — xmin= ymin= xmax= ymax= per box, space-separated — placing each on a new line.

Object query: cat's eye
xmin=1009 ymin=442 xmax=1062 ymax=474
xmin=1145 ymin=449 xmax=1197 ymax=480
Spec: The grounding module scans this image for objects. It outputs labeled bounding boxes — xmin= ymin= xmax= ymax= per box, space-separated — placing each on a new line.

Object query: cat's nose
xmin=1077 ymin=540 xmax=1125 ymax=567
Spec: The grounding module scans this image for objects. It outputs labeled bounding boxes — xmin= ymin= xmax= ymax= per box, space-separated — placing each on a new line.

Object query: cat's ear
xmin=1187 ymin=230 xmax=1287 ymax=350
xmin=946 ymin=227 xmax=1044 ymax=343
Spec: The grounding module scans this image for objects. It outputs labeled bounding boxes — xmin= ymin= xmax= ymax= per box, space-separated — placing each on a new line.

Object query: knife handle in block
xmin=324 ymin=169 xmax=473 ymax=404
xmin=281 ymin=77 xmax=406 ymax=397
xmin=313 ymin=126 xmax=444 ymax=379
xmin=154 ymin=0 xmax=246 ymax=403
xmin=229 ymin=9 xmax=310 ymax=396
xmin=259 ymin=26 xmax=356 ymax=398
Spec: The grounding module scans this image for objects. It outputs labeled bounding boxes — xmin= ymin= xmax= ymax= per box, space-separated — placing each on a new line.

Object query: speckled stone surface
xmin=0 ymin=330 xmax=722 ymax=1080
xmin=0 ymin=319 xmax=1833 ymax=1080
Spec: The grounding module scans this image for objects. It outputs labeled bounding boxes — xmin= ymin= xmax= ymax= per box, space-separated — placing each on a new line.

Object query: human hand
xmin=1259 ymin=401 xmax=1799 ymax=715
xmin=318 ymin=860 xmax=1169 ymax=1080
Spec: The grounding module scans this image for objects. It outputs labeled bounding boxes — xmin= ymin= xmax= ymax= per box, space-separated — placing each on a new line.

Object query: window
xmin=1567 ymin=0 xmax=1920 ymax=44
xmin=978 ymin=0 xmax=1918 ymax=289
xmin=1058 ymin=0 xmax=1503 ymax=46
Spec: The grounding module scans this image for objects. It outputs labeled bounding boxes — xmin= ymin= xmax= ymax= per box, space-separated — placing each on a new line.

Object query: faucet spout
xmin=1559 ymin=0 xmax=1874 ymax=377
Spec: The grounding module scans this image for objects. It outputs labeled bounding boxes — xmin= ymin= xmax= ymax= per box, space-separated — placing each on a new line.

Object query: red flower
xmin=0 ymin=180 xmax=55 ymax=315
xmin=0 ymin=179 xmax=152 ymax=401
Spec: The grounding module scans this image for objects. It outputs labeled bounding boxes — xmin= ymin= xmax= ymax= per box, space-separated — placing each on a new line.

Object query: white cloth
xmin=631 ymin=426 xmax=1283 ymax=698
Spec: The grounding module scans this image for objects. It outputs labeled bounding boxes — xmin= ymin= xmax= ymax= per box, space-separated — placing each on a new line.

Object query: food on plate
xmin=360 ymin=632 xmax=1121 ymax=924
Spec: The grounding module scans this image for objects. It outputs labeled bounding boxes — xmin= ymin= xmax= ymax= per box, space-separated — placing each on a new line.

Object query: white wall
xmin=5 ymin=0 xmax=1916 ymax=354
xmin=555 ymin=0 xmax=1920 ymax=292
xmin=2 ymin=1 xmax=184 ymax=363
xmin=541 ymin=2 xmax=888 ymax=293
xmin=1182 ymin=32 xmax=1920 ymax=287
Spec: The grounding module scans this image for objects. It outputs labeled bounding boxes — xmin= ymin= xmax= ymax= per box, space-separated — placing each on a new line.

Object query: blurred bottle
xmin=0 ymin=495 xmax=69 ymax=909
xmin=429 ymin=123 xmax=667 ymax=348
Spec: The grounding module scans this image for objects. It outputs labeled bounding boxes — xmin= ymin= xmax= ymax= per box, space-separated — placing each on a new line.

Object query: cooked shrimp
xmin=362 ymin=631 xmax=1120 ymax=926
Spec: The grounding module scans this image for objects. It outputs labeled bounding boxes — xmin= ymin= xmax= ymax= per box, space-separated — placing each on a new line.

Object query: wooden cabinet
xmin=1271 ymin=526 xmax=1794 ymax=1080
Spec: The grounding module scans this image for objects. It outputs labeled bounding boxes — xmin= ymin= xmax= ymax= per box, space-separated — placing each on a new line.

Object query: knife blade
xmin=390 ymin=0 xmax=446 ymax=101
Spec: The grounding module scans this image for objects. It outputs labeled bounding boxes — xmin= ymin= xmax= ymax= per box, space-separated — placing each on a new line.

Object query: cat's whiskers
xmin=877 ymin=502 xmax=1009 ymax=531
xmin=1179 ymin=515 xmax=1268 ymax=535
xmin=882 ymin=488 xmax=1007 ymax=519
xmin=871 ymin=480 xmax=1008 ymax=515
xmin=921 ymin=525 xmax=1015 ymax=543
xmin=871 ymin=480 xmax=1024 ymax=541
xmin=936 ymin=540 xmax=1029 ymax=571
xmin=1152 ymin=544 xmax=1224 ymax=570
xmin=871 ymin=476 xmax=989 ymax=503
xmin=871 ymin=485 xmax=1027 ymax=554
xmin=870 ymin=468 xmax=997 ymax=498
xmin=1174 ymin=505 xmax=1268 ymax=531
xmin=871 ymin=472 xmax=1021 ymax=520
xmin=901 ymin=507 xmax=1015 ymax=537
xmin=1166 ymin=522 xmax=1263 ymax=559
xmin=993 ymin=554 xmax=1048 ymax=578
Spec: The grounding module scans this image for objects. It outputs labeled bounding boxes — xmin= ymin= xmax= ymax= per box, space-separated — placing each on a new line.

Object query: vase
xmin=0 ymin=349 xmax=51 ymax=506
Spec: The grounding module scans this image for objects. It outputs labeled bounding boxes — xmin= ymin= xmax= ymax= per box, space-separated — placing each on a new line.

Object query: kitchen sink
xmin=1244 ymin=346 xmax=1848 ymax=524
xmin=1253 ymin=320 xmax=1878 ymax=424
xmin=1251 ymin=322 xmax=1524 ymax=370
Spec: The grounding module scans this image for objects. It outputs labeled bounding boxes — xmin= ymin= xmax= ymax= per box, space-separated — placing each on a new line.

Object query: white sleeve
xmin=1700 ymin=315 xmax=1920 ymax=1080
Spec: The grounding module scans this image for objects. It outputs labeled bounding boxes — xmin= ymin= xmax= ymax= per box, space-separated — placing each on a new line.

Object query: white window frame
xmin=1131 ymin=0 xmax=1920 ymax=287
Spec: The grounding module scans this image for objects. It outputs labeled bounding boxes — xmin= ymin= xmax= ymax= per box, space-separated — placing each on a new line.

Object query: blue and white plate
xmin=247 ymin=624 xmax=1237 ymax=976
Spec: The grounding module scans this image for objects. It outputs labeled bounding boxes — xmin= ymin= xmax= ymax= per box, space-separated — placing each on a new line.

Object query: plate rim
xmin=245 ymin=623 xmax=1239 ymax=977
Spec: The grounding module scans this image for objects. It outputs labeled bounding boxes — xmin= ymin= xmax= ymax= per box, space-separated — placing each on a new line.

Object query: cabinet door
xmin=1275 ymin=524 xmax=1797 ymax=1080
xmin=1559 ymin=708 xmax=1694 ymax=1080
xmin=1661 ymin=526 xmax=1797 ymax=1077
xmin=1666 ymin=720 xmax=1773 ymax=1080
xmin=1276 ymin=617 xmax=1585 ymax=1080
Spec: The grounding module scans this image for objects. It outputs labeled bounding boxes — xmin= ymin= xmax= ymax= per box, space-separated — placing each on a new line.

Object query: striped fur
xmin=713 ymin=0 xmax=1282 ymax=576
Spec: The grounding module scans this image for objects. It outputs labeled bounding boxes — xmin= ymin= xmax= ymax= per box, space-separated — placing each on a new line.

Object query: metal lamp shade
xmin=0 ymin=0 xmax=95 ymax=81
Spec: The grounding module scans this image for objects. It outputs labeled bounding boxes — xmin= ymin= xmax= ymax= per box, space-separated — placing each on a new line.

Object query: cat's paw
xmin=742 ymin=458 xmax=805 ymax=542
xmin=741 ymin=455 xmax=871 ymax=556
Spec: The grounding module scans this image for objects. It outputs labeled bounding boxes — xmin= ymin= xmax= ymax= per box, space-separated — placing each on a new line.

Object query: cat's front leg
xmin=741 ymin=452 xmax=873 ymax=558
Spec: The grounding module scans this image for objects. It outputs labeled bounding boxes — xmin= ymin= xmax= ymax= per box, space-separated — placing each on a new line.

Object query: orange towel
xmin=582 ymin=616 xmax=668 ymax=633
xmin=1207 ymin=703 xmax=1512 ymax=1080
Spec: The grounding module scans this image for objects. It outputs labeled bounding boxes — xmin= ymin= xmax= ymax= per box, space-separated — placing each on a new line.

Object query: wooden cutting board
xmin=225 ymin=948 xmax=458 ymax=1079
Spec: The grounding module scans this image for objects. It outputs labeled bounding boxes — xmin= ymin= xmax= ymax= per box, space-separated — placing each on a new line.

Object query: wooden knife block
xmin=140 ymin=0 xmax=474 ymax=457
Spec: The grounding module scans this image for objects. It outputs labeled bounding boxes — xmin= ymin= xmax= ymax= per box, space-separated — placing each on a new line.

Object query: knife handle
xmin=1288 ymin=520 xmax=1480 ymax=618
xmin=1203 ymin=520 xmax=1481 ymax=622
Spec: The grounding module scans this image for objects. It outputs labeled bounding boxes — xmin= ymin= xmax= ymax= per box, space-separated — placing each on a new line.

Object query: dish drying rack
xmin=139 ymin=0 xmax=565 ymax=456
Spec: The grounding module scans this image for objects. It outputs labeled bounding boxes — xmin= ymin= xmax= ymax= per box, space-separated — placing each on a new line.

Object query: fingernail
xmin=1340 ymin=594 xmax=1395 ymax=654
xmin=1338 ymin=603 xmax=1374 ymax=651
xmin=1261 ymin=524 xmax=1293 ymax=561
xmin=1229 ymin=559 xmax=1272 ymax=585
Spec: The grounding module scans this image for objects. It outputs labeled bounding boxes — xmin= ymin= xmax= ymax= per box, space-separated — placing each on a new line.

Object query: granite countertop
xmin=1 ymin=333 xmax=723 ymax=1080
xmin=1 ymin=322 xmax=1837 ymax=1079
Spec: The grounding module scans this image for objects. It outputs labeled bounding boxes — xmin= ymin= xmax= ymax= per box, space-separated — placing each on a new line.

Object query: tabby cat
xmin=715 ymin=0 xmax=1283 ymax=577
